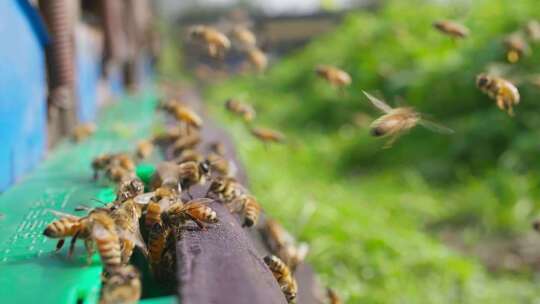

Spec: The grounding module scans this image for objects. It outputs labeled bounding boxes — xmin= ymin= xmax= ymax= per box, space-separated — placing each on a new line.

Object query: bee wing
xmin=133 ymin=192 xmax=155 ymax=205
xmin=91 ymin=222 xmax=112 ymax=240
xmin=117 ymin=228 xmax=148 ymax=257
xmin=184 ymin=198 xmax=213 ymax=207
xmin=48 ymin=209 xmax=80 ymax=220
xmin=362 ymin=91 xmax=393 ymax=113
xmin=418 ymin=118 xmax=454 ymax=134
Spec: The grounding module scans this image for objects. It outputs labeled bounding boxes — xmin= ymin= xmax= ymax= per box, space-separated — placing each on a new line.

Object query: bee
xmin=172 ymin=105 xmax=203 ymax=130
xmin=525 ymin=20 xmax=540 ymax=42
xmin=225 ymin=98 xmax=256 ymax=122
xmin=171 ymin=133 xmax=202 ymax=157
xmin=261 ymin=219 xmax=309 ymax=272
xmin=326 ymin=287 xmax=342 ymax=304
xmin=231 ymin=25 xmax=257 ymax=49
xmin=251 ymin=127 xmax=286 ymax=144
xmin=189 ymin=25 xmax=231 ymax=58
xmin=135 ymin=139 xmax=154 ymax=160
xmin=504 ymin=33 xmax=529 ymax=63
xmin=147 ymin=221 xmax=169 ymax=272
xmin=315 ymin=65 xmax=351 ymax=89
xmin=172 ymin=149 xmax=203 ymax=166
xmin=246 ymin=47 xmax=268 ymax=72
xmin=44 ymin=209 xmax=122 ymax=268
xmin=152 ymin=126 xmax=184 ymax=147
xmin=207 ymin=152 xmax=231 ymax=177
xmin=178 ymin=160 xmax=211 ymax=196
xmin=162 ymin=198 xmax=218 ymax=229
xmin=362 ymin=91 xmax=453 ymax=148
xmin=232 ymin=194 xmax=261 ymax=227
xmin=72 ymin=123 xmax=96 ymax=142
xmin=476 ymin=74 xmax=520 ymax=116
xmin=208 ymin=141 xmax=226 ymax=156
xmin=150 ymin=161 xmax=182 ymax=192
xmin=116 ymin=178 xmax=145 ymax=202
xmin=92 ymin=153 xmax=135 ymax=181
xmin=207 ymin=176 xmax=246 ymax=202
xmin=263 ymin=255 xmax=297 ymax=303
xmin=109 ymin=199 xmax=147 ymax=264
xmin=100 ymin=265 xmax=141 ymax=304
xmin=532 ymin=219 xmax=540 ymax=232
xmin=432 ymin=20 xmax=469 ymax=39
xmin=106 ymin=166 xmax=136 ymax=184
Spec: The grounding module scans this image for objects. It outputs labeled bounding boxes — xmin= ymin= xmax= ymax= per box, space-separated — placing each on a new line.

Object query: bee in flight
xmin=362 ymin=91 xmax=454 ymax=148
xmin=263 ymin=255 xmax=297 ymax=303
xmin=476 ymin=74 xmax=520 ymax=116
xmin=504 ymin=33 xmax=529 ymax=63
xmin=326 ymin=287 xmax=342 ymax=304
xmin=189 ymin=25 xmax=231 ymax=59
xmin=225 ymin=98 xmax=256 ymax=122
xmin=432 ymin=20 xmax=469 ymax=39
xmin=315 ymin=65 xmax=351 ymax=90
xmin=230 ymin=25 xmax=257 ymax=50
xmin=246 ymin=47 xmax=268 ymax=73
xmin=250 ymin=127 xmax=286 ymax=145
xmin=525 ymin=20 xmax=540 ymax=42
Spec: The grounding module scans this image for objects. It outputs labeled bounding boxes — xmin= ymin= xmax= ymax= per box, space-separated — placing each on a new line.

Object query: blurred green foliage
xmin=197 ymin=0 xmax=540 ymax=302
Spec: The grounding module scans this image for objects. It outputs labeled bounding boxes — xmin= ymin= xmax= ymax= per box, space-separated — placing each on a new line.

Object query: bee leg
xmin=55 ymin=239 xmax=65 ymax=252
xmin=185 ymin=213 xmax=206 ymax=230
xmin=187 ymin=189 xmax=193 ymax=200
xmin=496 ymin=97 xmax=505 ymax=111
xmin=383 ymin=135 xmax=399 ymax=149
xmin=68 ymin=231 xmax=80 ymax=258
xmin=84 ymin=239 xmax=94 ymax=265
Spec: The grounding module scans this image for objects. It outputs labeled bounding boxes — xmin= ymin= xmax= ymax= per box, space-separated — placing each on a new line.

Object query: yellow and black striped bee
xmin=261 ymin=219 xmax=309 ymax=273
xmin=476 ymin=74 xmax=520 ymax=116
xmin=232 ymin=194 xmax=261 ymax=227
xmin=162 ymin=198 xmax=218 ymax=229
xmin=363 ymin=91 xmax=453 ymax=147
xmin=178 ymin=160 xmax=211 ymax=196
xmin=264 ymin=255 xmax=297 ymax=303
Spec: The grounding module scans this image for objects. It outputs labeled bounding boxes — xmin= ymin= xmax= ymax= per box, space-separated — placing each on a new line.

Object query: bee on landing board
xmin=135 ymin=139 xmax=154 ymax=160
xmin=116 ymin=178 xmax=145 ymax=202
xmin=162 ymin=198 xmax=218 ymax=229
xmin=100 ymin=265 xmax=141 ymax=304
xmin=476 ymin=74 xmax=520 ymax=116
xmin=362 ymin=91 xmax=454 ymax=148
xmin=432 ymin=20 xmax=469 ymax=39
xmin=261 ymin=219 xmax=309 ymax=273
xmin=189 ymin=25 xmax=231 ymax=59
xmin=264 ymin=255 xmax=297 ymax=303
xmin=231 ymin=194 xmax=261 ymax=227
xmin=315 ymin=65 xmax=351 ymax=90
xmin=178 ymin=160 xmax=211 ymax=197
xmin=109 ymin=199 xmax=147 ymax=264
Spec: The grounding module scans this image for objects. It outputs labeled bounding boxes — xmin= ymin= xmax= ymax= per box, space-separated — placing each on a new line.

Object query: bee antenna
xmin=90 ymin=198 xmax=108 ymax=206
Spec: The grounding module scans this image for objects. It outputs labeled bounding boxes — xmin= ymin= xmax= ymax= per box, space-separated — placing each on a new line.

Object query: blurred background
xmin=4 ymin=0 xmax=540 ymax=303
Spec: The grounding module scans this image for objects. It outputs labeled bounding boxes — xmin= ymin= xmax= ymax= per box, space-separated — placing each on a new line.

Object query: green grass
xmin=192 ymin=0 xmax=540 ymax=301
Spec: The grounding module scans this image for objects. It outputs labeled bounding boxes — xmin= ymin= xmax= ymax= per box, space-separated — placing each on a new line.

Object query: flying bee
xmin=432 ymin=20 xmax=469 ymax=39
xmin=100 ymin=265 xmax=141 ymax=304
xmin=116 ymin=178 xmax=145 ymax=202
xmin=172 ymin=105 xmax=203 ymax=130
xmin=251 ymin=127 xmax=286 ymax=144
xmin=315 ymin=65 xmax=351 ymax=89
xmin=109 ymin=199 xmax=147 ymax=264
xmin=362 ymin=91 xmax=454 ymax=148
xmin=326 ymin=287 xmax=342 ymax=304
xmin=525 ymin=20 xmax=540 ymax=42
xmin=135 ymin=139 xmax=154 ymax=160
xmin=225 ymin=98 xmax=256 ymax=122
xmin=231 ymin=25 xmax=257 ymax=49
xmin=189 ymin=25 xmax=231 ymax=58
xmin=72 ymin=123 xmax=96 ymax=142
xmin=171 ymin=133 xmax=202 ymax=157
xmin=178 ymin=160 xmax=211 ymax=196
xmin=246 ymin=47 xmax=268 ymax=72
xmin=263 ymin=255 xmax=297 ymax=303
xmin=232 ymin=194 xmax=261 ymax=227
xmin=476 ymin=74 xmax=520 ymax=116
xmin=504 ymin=33 xmax=529 ymax=63
xmin=261 ymin=219 xmax=309 ymax=272
xmin=162 ymin=198 xmax=218 ymax=229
